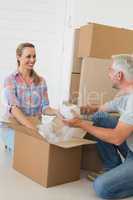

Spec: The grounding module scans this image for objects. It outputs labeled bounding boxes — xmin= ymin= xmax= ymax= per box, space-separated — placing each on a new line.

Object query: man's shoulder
xmin=128 ymin=92 xmax=133 ymax=99
xmin=126 ymin=93 xmax=133 ymax=107
xmin=111 ymin=93 xmax=130 ymax=105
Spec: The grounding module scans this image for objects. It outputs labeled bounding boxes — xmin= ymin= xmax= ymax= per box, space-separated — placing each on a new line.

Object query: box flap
xmin=55 ymin=138 xmax=96 ymax=149
xmin=7 ymin=117 xmax=44 ymax=140
xmin=7 ymin=117 xmax=96 ymax=149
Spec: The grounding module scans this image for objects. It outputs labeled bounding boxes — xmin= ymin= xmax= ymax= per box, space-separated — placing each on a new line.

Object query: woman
xmin=3 ymin=43 xmax=59 ymax=148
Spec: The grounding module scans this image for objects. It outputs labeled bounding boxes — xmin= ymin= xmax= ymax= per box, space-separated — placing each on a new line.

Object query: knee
xmin=93 ymin=176 xmax=111 ymax=199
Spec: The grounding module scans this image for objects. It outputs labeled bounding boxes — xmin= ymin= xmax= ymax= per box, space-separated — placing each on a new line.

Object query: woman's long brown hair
xmin=16 ymin=42 xmax=41 ymax=85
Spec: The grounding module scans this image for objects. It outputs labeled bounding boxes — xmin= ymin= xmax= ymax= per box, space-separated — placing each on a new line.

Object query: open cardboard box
xmin=7 ymin=116 xmax=95 ymax=187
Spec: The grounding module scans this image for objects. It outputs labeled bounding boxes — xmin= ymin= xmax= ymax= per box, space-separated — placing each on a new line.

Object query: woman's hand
xmin=43 ymin=107 xmax=63 ymax=119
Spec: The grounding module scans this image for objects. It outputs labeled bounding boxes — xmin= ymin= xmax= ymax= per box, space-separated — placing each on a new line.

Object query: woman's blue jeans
xmin=92 ymin=112 xmax=133 ymax=199
xmin=0 ymin=127 xmax=14 ymax=151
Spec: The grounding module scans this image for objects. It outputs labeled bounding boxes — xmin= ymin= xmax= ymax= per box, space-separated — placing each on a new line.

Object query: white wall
xmin=70 ymin=0 xmax=133 ymax=28
xmin=0 ymin=0 xmax=133 ymax=109
xmin=0 ymin=0 xmax=68 ymax=108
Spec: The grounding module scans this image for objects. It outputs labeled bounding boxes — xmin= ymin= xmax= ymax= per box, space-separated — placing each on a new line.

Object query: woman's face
xmin=17 ymin=47 xmax=36 ymax=70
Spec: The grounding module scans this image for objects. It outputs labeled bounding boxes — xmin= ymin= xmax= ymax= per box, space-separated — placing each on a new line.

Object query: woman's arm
xmin=11 ymin=106 xmax=37 ymax=131
xmin=4 ymin=76 xmax=37 ymax=130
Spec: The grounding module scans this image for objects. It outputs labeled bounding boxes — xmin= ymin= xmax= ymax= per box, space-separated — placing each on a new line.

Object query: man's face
xmin=108 ymin=63 xmax=120 ymax=89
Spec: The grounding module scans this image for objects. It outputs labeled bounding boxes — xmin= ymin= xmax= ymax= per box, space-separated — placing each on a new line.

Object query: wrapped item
xmin=38 ymin=115 xmax=58 ymax=143
xmin=41 ymin=115 xmax=56 ymax=124
xmin=59 ymin=102 xmax=80 ymax=119
xmin=38 ymin=113 xmax=85 ymax=144
xmin=52 ymin=117 xmax=64 ymax=133
xmin=38 ymin=123 xmax=59 ymax=143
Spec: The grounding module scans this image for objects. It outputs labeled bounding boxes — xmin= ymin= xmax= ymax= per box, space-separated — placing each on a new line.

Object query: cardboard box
xmin=81 ymin=134 xmax=103 ymax=171
xmin=78 ymin=23 xmax=133 ymax=58
xmin=8 ymin=117 xmax=94 ymax=187
xmin=69 ymin=73 xmax=81 ymax=104
xmin=78 ymin=57 xmax=117 ymax=106
xmin=81 ymin=144 xmax=103 ymax=172
xmin=72 ymin=29 xmax=82 ymax=73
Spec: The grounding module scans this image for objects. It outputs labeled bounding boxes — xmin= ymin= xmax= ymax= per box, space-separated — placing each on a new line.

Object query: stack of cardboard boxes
xmin=70 ymin=22 xmax=133 ymax=172
xmin=69 ymin=29 xmax=82 ymax=104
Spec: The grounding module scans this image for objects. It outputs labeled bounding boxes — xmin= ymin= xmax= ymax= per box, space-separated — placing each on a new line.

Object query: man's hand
xmin=63 ymin=118 xmax=82 ymax=128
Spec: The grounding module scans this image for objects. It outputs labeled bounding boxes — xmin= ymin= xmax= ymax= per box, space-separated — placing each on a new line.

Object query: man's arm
xmin=80 ymin=120 xmax=133 ymax=145
xmin=98 ymin=104 xmax=110 ymax=112
xmin=63 ymin=118 xmax=133 ymax=145
xmin=80 ymin=103 xmax=112 ymax=115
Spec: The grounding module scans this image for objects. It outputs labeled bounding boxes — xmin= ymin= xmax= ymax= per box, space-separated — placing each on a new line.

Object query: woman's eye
xmin=26 ymin=55 xmax=36 ymax=59
xmin=26 ymin=55 xmax=31 ymax=58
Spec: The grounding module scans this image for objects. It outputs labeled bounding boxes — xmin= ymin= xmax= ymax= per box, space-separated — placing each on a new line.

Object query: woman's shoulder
xmin=5 ymin=71 xmax=18 ymax=80
xmin=4 ymin=71 xmax=18 ymax=86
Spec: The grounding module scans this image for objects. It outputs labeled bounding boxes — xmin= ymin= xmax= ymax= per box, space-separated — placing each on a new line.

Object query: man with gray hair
xmin=64 ymin=54 xmax=133 ymax=199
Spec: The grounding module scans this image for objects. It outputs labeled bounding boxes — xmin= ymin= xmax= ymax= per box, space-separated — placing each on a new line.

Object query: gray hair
xmin=112 ymin=54 xmax=133 ymax=80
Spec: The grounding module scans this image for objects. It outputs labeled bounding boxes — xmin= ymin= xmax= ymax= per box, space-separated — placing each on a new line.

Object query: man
xmin=64 ymin=54 xmax=133 ymax=199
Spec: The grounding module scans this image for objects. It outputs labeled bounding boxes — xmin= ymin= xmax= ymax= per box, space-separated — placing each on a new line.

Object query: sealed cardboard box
xmin=81 ymin=144 xmax=103 ymax=172
xmin=81 ymin=134 xmax=103 ymax=171
xmin=78 ymin=57 xmax=117 ymax=106
xmin=8 ymin=117 xmax=94 ymax=187
xmin=78 ymin=23 xmax=133 ymax=58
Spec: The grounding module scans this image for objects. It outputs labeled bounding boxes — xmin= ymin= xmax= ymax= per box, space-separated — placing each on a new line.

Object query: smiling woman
xmin=2 ymin=42 xmax=60 ymax=150
xmin=16 ymin=43 xmax=41 ymax=85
